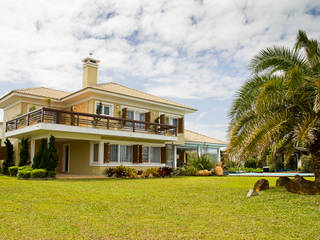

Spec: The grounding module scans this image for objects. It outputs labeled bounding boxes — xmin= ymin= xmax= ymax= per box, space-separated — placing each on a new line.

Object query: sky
xmin=0 ymin=0 xmax=319 ymax=141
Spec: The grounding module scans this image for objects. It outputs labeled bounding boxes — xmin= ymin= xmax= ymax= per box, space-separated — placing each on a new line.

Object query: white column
xmin=99 ymin=141 xmax=104 ymax=165
xmin=30 ymin=138 xmax=35 ymax=164
xmin=197 ymin=145 xmax=201 ymax=157
xmin=172 ymin=144 xmax=177 ymax=169
xmin=217 ymin=148 xmax=221 ymax=162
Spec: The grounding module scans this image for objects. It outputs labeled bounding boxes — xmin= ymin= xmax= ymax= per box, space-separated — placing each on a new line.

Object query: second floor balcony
xmin=5 ymin=108 xmax=178 ymax=141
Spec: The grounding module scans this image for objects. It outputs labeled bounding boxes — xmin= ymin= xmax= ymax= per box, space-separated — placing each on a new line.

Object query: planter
xmin=214 ymin=163 xmax=223 ymax=176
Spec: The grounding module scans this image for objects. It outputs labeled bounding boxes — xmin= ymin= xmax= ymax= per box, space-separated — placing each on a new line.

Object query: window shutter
xmin=139 ymin=145 xmax=143 ymax=163
xmin=178 ymin=117 xmax=184 ymax=133
xmin=161 ymin=146 xmax=167 ymax=164
xmin=133 ymin=145 xmax=139 ymax=163
xmin=104 ymin=143 xmax=110 ymax=163
xmin=145 ymin=112 xmax=151 ymax=130
xmin=122 ymin=108 xmax=127 ymax=126
xmin=160 ymin=114 xmax=165 ymax=125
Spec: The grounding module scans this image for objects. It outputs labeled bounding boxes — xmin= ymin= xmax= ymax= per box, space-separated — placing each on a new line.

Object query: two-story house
xmin=0 ymin=56 xmax=197 ymax=175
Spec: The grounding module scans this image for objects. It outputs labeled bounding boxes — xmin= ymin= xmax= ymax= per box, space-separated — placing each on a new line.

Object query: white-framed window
xmin=168 ymin=117 xmax=178 ymax=127
xmin=95 ymin=101 xmax=114 ymax=117
xmin=142 ymin=146 xmax=149 ymax=162
xmin=120 ymin=145 xmax=133 ymax=162
xmin=150 ymin=147 xmax=161 ymax=163
xmin=123 ymin=107 xmax=147 ymax=129
xmin=93 ymin=143 xmax=99 ymax=163
xmin=110 ymin=144 xmax=118 ymax=162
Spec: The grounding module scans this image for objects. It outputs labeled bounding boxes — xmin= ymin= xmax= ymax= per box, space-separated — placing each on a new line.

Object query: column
xmin=30 ymin=138 xmax=35 ymax=164
xmin=197 ymin=145 xmax=201 ymax=157
xmin=172 ymin=144 xmax=177 ymax=169
xmin=217 ymin=148 xmax=221 ymax=162
xmin=99 ymin=141 xmax=104 ymax=165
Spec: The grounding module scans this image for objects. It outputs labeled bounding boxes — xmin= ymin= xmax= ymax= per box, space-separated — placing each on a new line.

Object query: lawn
xmin=0 ymin=176 xmax=319 ymax=240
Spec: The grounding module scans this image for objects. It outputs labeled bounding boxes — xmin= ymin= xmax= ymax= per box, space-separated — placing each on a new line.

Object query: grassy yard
xmin=0 ymin=176 xmax=319 ymax=240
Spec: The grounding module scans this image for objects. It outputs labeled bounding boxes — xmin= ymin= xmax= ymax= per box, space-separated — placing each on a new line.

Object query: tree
xmin=32 ymin=139 xmax=48 ymax=169
xmin=19 ymin=138 xmax=29 ymax=166
xmin=228 ymin=30 xmax=320 ymax=184
xmin=2 ymin=139 xmax=14 ymax=174
xmin=46 ymin=136 xmax=58 ymax=171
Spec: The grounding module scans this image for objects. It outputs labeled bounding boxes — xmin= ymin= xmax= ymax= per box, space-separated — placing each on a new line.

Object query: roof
xmin=14 ymin=87 xmax=70 ymax=99
xmin=0 ymin=83 xmax=196 ymax=111
xmin=184 ymin=129 xmax=228 ymax=145
xmin=92 ymin=82 xmax=196 ymax=110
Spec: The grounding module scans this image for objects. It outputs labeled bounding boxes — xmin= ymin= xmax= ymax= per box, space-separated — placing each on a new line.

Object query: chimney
xmin=82 ymin=54 xmax=100 ymax=88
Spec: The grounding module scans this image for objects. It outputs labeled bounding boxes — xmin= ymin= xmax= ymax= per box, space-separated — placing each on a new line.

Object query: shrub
xmin=244 ymin=158 xmax=257 ymax=168
xmin=18 ymin=166 xmax=32 ymax=171
xmin=46 ymin=136 xmax=59 ymax=171
xmin=196 ymin=170 xmax=212 ymax=176
xmin=32 ymin=139 xmax=48 ymax=169
xmin=47 ymin=171 xmax=56 ymax=178
xmin=189 ymin=155 xmax=214 ymax=170
xmin=8 ymin=166 xmax=18 ymax=176
xmin=18 ymin=169 xmax=32 ymax=179
xmin=19 ymin=138 xmax=29 ymax=166
xmin=173 ymin=166 xmax=198 ymax=176
xmin=104 ymin=167 xmax=116 ymax=177
xmin=158 ymin=167 xmax=172 ymax=177
xmin=31 ymin=169 xmax=47 ymax=178
xmin=144 ymin=168 xmax=160 ymax=177
xmin=104 ymin=165 xmax=137 ymax=178
xmin=301 ymin=155 xmax=313 ymax=172
xmin=2 ymin=139 xmax=14 ymax=175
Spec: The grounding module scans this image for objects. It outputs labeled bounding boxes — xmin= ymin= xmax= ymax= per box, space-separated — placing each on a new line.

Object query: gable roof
xmin=0 ymin=83 xmax=196 ymax=112
xmin=184 ymin=129 xmax=227 ymax=145
xmin=14 ymin=87 xmax=70 ymax=99
xmin=92 ymin=82 xmax=196 ymax=110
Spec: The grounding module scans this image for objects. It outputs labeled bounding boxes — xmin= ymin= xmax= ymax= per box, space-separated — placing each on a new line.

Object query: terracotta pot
xmin=214 ymin=164 xmax=223 ymax=176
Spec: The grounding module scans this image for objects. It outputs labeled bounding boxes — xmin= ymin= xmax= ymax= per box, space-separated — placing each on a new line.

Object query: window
xmin=110 ymin=144 xmax=118 ymax=162
xmin=168 ymin=117 xmax=178 ymax=126
xmin=125 ymin=110 xmax=146 ymax=129
xmin=150 ymin=147 xmax=161 ymax=163
xmin=142 ymin=146 xmax=149 ymax=162
xmin=95 ymin=101 xmax=113 ymax=116
xmin=120 ymin=145 xmax=133 ymax=162
xmin=93 ymin=143 xmax=99 ymax=162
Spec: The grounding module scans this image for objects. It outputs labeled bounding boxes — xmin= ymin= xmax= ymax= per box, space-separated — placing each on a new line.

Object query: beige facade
xmin=0 ymin=56 xmax=197 ymax=174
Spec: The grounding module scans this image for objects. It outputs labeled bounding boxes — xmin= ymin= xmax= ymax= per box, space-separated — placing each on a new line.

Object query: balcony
xmin=5 ymin=108 xmax=177 ymax=140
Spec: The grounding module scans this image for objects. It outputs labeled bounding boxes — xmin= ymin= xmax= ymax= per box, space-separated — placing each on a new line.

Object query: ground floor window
xmin=120 ymin=145 xmax=133 ymax=162
xmin=93 ymin=143 xmax=99 ymax=162
xmin=142 ymin=146 xmax=149 ymax=162
xmin=110 ymin=144 xmax=118 ymax=162
xmin=150 ymin=147 xmax=161 ymax=163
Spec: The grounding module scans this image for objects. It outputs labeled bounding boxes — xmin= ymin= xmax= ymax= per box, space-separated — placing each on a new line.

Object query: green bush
xmin=227 ymin=167 xmax=263 ymax=173
xmin=105 ymin=165 xmax=137 ymax=178
xmin=18 ymin=166 xmax=32 ymax=171
xmin=144 ymin=168 xmax=160 ymax=177
xmin=189 ymin=155 xmax=214 ymax=170
xmin=8 ymin=166 xmax=18 ymax=176
xmin=47 ymin=171 xmax=56 ymax=178
xmin=301 ymin=155 xmax=313 ymax=172
xmin=173 ymin=166 xmax=197 ymax=176
xmin=19 ymin=138 xmax=29 ymax=166
xmin=244 ymin=158 xmax=257 ymax=168
xmin=18 ymin=169 xmax=32 ymax=179
xmin=104 ymin=167 xmax=116 ymax=177
xmin=31 ymin=169 xmax=47 ymax=178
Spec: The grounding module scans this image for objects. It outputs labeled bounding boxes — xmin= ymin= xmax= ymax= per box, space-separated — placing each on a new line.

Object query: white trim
xmin=89 ymin=162 xmax=166 ymax=167
xmin=0 ymin=92 xmax=60 ymax=104
xmin=62 ymin=144 xmax=70 ymax=173
xmin=173 ymin=144 xmax=177 ymax=169
xmin=94 ymin=101 xmax=114 ymax=117
xmin=121 ymin=105 xmax=148 ymax=113
xmin=30 ymin=138 xmax=35 ymax=164
xmin=5 ymin=123 xmax=178 ymax=142
xmin=158 ymin=112 xmax=182 ymax=118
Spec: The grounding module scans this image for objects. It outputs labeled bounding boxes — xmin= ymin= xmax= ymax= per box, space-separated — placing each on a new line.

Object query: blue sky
xmin=0 ymin=0 xmax=319 ymax=141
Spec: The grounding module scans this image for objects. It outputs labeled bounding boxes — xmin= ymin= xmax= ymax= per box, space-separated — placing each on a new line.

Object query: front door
xmin=63 ymin=144 xmax=70 ymax=173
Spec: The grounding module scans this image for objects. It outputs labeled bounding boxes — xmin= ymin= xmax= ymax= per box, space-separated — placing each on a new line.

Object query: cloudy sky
xmin=0 ymin=0 xmax=319 ymax=141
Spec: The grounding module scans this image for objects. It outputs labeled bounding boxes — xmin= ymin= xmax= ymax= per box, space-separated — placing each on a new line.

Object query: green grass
xmin=0 ymin=176 xmax=319 ymax=240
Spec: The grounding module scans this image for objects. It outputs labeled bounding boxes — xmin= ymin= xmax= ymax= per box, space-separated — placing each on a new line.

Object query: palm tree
xmin=227 ymin=30 xmax=320 ymax=183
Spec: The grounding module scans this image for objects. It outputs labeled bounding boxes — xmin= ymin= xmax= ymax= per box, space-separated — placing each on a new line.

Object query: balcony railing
xmin=5 ymin=107 xmax=177 ymax=136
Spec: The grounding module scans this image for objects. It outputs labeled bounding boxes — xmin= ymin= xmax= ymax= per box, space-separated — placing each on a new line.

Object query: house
xmin=0 ymin=56 xmax=227 ymax=174
xmin=0 ymin=56 xmax=197 ymax=174
xmin=176 ymin=130 xmax=227 ymax=167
